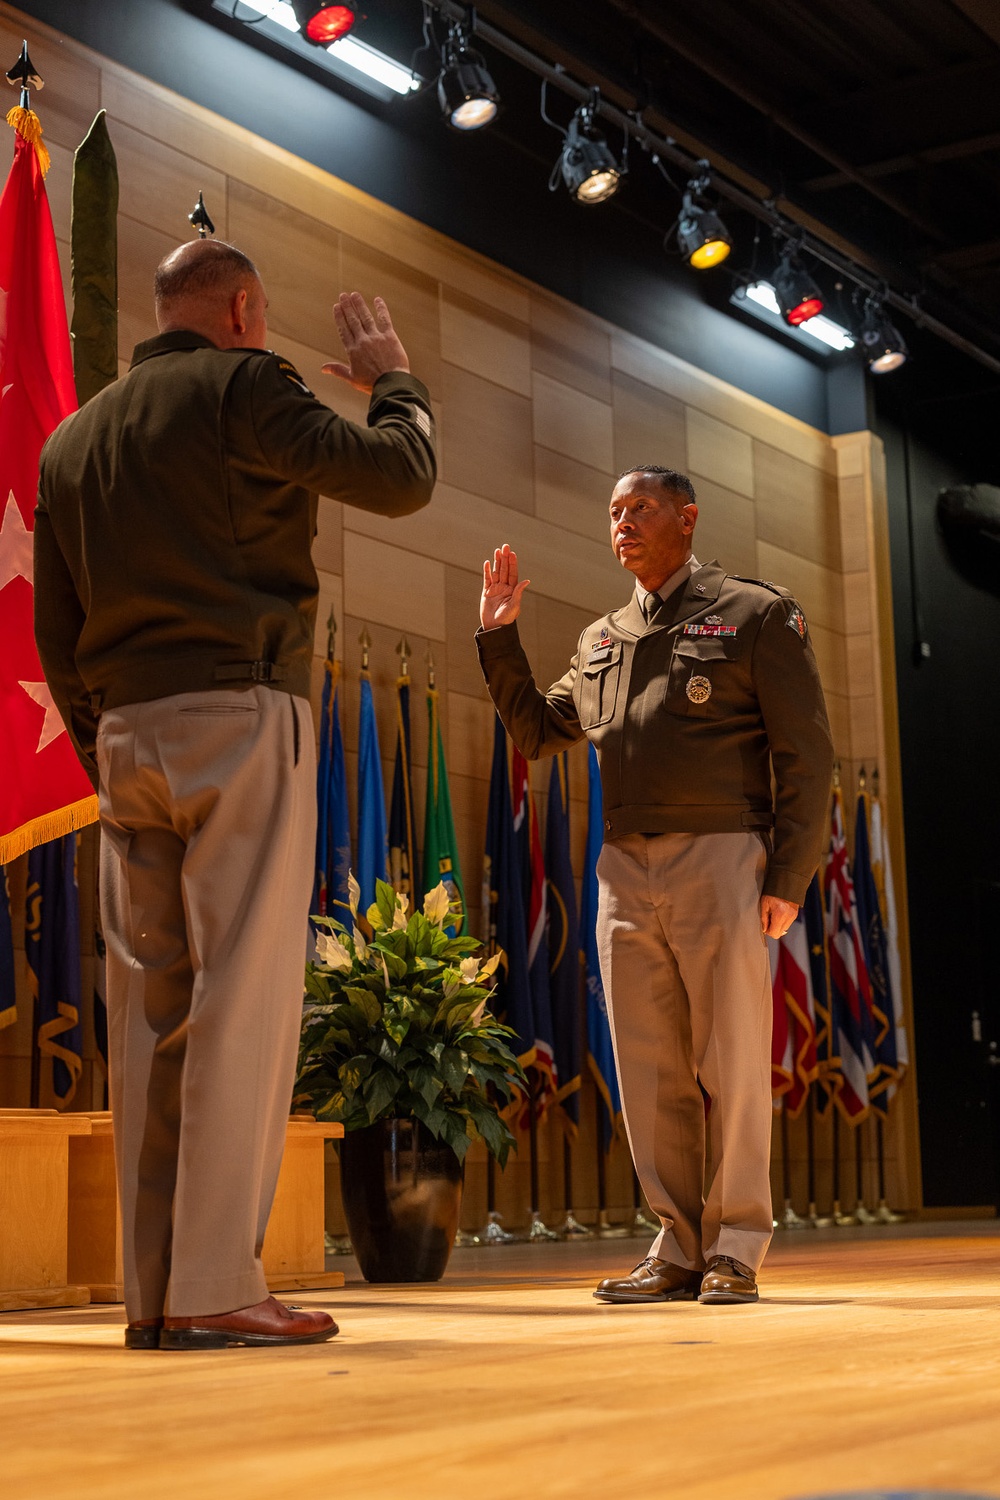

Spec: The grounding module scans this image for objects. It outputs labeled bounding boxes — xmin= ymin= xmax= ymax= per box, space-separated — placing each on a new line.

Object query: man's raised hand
xmin=481 ymin=544 xmax=531 ymax=631
xmin=323 ymin=292 xmax=410 ymax=393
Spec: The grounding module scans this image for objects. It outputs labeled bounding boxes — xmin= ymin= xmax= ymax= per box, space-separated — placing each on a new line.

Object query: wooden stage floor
xmin=3 ymin=1223 xmax=1000 ymax=1500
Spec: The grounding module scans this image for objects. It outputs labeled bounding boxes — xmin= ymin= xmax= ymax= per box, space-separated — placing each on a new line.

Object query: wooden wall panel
xmin=0 ymin=1 xmax=918 ymax=1215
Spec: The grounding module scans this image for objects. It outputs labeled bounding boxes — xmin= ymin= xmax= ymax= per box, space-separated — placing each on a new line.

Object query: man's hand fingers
xmin=336 ymin=293 xmax=365 ymax=342
xmin=513 ymin=579 xmax=531 ymax=604
xmin=373 ymin=295 xmax=393 ymax=332
xmin=322 ymin=360 xmax=353 ymax=384
xmin=351 ymin=292 xmax=378 ymax=333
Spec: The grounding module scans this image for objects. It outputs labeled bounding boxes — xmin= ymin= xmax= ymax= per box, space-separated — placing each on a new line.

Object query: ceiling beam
xmin=804 ymin=131 xmax=1000 ymax=191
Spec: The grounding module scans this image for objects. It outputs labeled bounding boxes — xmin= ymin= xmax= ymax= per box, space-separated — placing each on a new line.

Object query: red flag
xmin=0 ymin=112 xmax=97 ymax=861
xmin=769 ymin=909 xmax=819 ymax=1118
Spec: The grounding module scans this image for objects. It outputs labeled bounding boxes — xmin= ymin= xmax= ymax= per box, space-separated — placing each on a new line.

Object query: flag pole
xmin=832 ymin=1110 xmax=858 ymax=1226
xmin=807 ymin=1088 xmax=830 ymax=1226
xmin=556 ymin=1128 xmax=594 ymax=1238
xmin=778 ymin=1100 xmax=807 ymax=1228
xmin=594 ymin=1090 xmax=630 ymax=1238
xmin=854 ymin=1121 xmax=877 ymax=1223
xmin=526 ymin=1071 xmax=558 ymax=1240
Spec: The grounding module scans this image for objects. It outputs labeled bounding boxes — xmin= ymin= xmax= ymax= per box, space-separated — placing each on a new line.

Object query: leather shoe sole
xmin=124 ymin=1323 xmax=162 ymax=1350
xmin=698 ymin=1284 xmax=759 ymax=1304
xmin=594 ymin=1283 xmax=700 ymax=1304
xmin=159 ymin=1319 xmax=339 ymax=1350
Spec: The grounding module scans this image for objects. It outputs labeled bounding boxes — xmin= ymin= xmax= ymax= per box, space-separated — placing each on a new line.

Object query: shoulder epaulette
xmin=728 ymin=575 xmax=789 ymax=597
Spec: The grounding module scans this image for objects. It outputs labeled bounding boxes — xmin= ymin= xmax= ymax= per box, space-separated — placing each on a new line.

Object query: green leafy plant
xmin=296 ymin=876 xmax=525 ymax=1168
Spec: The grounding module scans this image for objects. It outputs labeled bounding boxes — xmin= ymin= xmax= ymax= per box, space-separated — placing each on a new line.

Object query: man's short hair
xmin=618 ymin=465 xmax=697 ymax=507
xmin=154 ymin=241 xmax=260 ymax=307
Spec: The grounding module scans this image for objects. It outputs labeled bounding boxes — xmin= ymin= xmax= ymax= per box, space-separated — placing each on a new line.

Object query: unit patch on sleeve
xmin=410 ymin=405 xmax=432 ymax=438
xmin=277 ymin=359 xmax=314 ymax=398
xmin=786 ymin=605 xmax=808 ymax=640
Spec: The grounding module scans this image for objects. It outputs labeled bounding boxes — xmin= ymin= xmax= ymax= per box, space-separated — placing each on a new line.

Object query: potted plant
xmin=296 ymin=876 xmax=525 ymax=1282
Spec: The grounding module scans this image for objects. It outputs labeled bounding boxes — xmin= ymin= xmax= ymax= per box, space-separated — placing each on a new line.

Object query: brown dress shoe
xmin=124 ymin=1318 xmax=163 ymax=1350
xmin=699 ymin=1254 xmax=759 ymax=1304
xmin=159 ymin=1295 xmax=339 ymax=1350
xmin=594 ymin=1257 xmax=703 ymax=1304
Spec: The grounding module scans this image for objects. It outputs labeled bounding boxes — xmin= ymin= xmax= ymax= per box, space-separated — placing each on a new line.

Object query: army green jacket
xmin=34 ymin=331 xmax=437 ymax=786
xmin=477 ymin=562 xmax=834 ymax=904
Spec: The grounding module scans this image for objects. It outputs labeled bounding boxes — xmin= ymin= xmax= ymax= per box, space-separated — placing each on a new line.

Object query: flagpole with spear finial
xmin=828 ymin=761 xmax=859 ymax=1228
xmin=853 ymin=767 xmax=879 ymax=1225
xmin=188 ymin=190 xmax=215 ymax=239
xmin=5 ymin=41 xmax=50 ymax=176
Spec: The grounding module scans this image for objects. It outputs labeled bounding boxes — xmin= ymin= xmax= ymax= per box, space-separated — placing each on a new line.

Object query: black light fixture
xmin=438 ymin=22 xmax=499 ymax=131
xmin=859 ymin=295 xmax=908 ymax=374
xmin=551 ymin=89 xmax=623 ymax=205
xmin=772 ymin=241 xmax=824 ymax=326
xmin=675 ymin=161 xmax=732 ymax=270
xmin=289 ymin=1 xmax=357 ymax=46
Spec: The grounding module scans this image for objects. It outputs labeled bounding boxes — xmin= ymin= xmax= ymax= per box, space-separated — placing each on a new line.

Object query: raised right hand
xmin=481 ymin=543 xmax=531 ymax=630
xmin=323 ymin=292 xmax=410 ymax=393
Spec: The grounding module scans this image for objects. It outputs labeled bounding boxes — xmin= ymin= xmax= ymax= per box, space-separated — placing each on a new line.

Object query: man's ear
xmin=230 ymin=286 xmax=248 ymax=335
xmin=681 ymin=503 xmax=698 ymax=534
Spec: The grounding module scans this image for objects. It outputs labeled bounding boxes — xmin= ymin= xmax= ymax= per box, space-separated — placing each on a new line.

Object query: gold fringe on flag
xmin=5 ymin=104 xmax=50 ymax=176
xmin=0 ymin=794 xmax=99 ymax=864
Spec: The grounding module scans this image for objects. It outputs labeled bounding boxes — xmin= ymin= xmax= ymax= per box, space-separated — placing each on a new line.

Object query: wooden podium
xmin=65 ymin=1112 xmax=345 ymax=1302
xmin=0 ymin=1109 xmax=92 ymax=1312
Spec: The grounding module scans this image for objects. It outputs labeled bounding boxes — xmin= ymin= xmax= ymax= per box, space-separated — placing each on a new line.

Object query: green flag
xmin=71 ymin=110 xmax=118 ymax=404
xmin=423 ymin=687 xmax=465 ymax=934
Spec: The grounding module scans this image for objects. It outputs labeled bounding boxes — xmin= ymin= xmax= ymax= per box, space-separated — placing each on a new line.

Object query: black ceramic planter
xmin=340 ymin=1118 xmax=464 ymax=1282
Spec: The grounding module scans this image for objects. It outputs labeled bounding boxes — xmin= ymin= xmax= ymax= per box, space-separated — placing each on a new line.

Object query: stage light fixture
xmin=289 ymin=1 xmax=357 ymax=46
xmin=772 ymin=244 xmax=825 ymax=326
xmin=675 ymin=163 xmax=732 ymax=270
xmin=732 ymin=282 xmax=855 ymax=353
xmin=438 ymin=27 xmax=499 ymax=131
xmin=859 ymin=297 xmax=908 ymax=374
xmin=556 ymin=99 xmax=622 ymax=204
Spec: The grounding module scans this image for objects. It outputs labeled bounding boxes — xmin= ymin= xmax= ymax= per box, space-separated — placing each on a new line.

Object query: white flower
xmin=315 ymin=931 xmax=352 ymax=971
xmin=469 ymin=999 xmax=488 ymax=1026
xmin=392 ymin=891 xmax=410 ymax=931
xmin=423 ymin=882 xmax=451 ymax=927
xmin=352 ymin=926 xmax=368 ymax=961
xmin=347 ymin=870 xmax=361 ymax=917
xmin=459 ymin=957 xmax=479 ymax=983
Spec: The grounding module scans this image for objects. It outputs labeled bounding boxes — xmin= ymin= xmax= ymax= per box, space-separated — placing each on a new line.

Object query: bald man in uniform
xmin=477 ymin=466 xmax=832 ymax=1304
xmin=35 ymin=240 xmax=436 ymax=1348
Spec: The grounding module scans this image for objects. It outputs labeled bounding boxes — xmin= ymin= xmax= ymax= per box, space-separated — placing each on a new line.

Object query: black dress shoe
xmin=124 ymin=1318 xmax=163 ymax=1349
xmin=699 ymin=1254 xmax=759 ymax=1304
xmin=594 ymin=1257 xmax=703 ymax=1304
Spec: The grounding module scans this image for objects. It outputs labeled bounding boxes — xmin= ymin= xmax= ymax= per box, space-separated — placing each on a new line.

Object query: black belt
xmin=214 ymin=661 xmax=286 ymax=684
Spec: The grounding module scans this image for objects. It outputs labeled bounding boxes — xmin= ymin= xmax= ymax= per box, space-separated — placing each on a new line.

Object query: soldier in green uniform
xmin=477 ymin=465 xmax=833 ymax=1305
xmin=34 ymin=238 xmax=437 ymax=1349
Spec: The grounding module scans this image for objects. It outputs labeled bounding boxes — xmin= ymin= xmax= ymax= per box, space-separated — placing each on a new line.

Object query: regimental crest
xmin=686 ymin=674 xmax=712 ymax=704
xmin=786 ymin=605 xmax=808 ymax=640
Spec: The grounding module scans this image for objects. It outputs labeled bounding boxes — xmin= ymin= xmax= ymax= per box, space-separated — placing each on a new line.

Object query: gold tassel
xmin=0 ymin=794 xmax=99 ymax=864
xmin=5 ymin=104 xmax=51 ymax=177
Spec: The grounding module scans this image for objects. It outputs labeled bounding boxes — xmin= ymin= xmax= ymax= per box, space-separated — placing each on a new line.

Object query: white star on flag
xmin=0 ymin=488 xmax=32 ymax=593
xmin=18 ymin=678 xmax=66 ymax=753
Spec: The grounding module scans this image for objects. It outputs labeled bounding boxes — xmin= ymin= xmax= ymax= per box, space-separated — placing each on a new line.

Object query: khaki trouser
xmin=97 ymin=687 xmax=316 ymax=1321
xmin=596 ymin=830 xmax=773 ymax=1273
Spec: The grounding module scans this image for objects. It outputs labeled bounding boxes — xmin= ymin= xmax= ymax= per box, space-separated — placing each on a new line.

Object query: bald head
xmin=154 ymin=239 xmax=268 ymax=349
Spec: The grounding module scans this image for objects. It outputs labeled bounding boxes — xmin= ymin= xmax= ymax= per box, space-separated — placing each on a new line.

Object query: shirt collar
xmin=636 ymin=554 xmax=701 ymax=611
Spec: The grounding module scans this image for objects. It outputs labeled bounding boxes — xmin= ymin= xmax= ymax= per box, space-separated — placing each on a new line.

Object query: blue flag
xmin=804 ymin=871 xmax=833 ymax=1113
xmin=581 ymin=741 xmax=621 ymax=1147
xmin=483 ymin=714 xmax=535 ymax=1066
xmin=313 ymin=660 xmax=351 ymax=926
xmin=854 ymin=784 xmax=897 ymax=1113
xmin=546 ymin=753 xmax=582 ymax=1130
xmin=356 ymin=672 xmax=388 ymax=915
xmin=25 ymin=834 xmax=83 ymax=1104
xmin=1 ymin=865 xmax=15 ymax=1032
xmin=388 ymin=676 xmax=418 ymax=906
xmin=512 ymin=745 xmax=557 ymax=1106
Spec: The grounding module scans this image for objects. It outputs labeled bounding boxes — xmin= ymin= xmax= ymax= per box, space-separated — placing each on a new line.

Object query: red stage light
xmin=786 ymin=295 xmax=824 ymax=325
xmin=304 ymin=5 xmax=356 ymax=45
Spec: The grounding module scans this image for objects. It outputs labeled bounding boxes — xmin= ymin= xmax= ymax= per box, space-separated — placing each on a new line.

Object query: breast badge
xmin=686 ymin=674 xmax=712 ymax=704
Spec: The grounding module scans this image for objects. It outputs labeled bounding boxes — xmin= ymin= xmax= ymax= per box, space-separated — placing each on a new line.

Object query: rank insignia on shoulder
xmin=683 ymin=624 xmax=737 ymax=637
xmin=277 ymin=359 xmax=314 ymax=397
xmin=786 ymin=605 xmax=808 ymax=640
